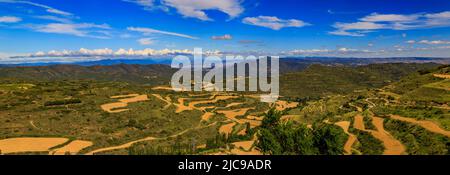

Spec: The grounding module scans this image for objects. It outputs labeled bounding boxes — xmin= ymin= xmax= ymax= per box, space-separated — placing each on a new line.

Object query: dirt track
xmin=152 ymin=94 xmax=172 ymax=109
xmin=86 ymin=122 xmax=218 ymax=155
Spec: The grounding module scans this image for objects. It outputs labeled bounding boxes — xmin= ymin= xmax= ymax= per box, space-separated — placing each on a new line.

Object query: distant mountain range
xmin=1 ymin=57 xmax=448 ymax=68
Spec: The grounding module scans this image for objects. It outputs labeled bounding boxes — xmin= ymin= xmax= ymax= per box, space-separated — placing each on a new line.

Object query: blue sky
xmin=1 ymin=0 xmax=450 ymax=63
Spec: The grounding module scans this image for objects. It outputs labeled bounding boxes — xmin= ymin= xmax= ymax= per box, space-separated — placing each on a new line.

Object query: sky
xmin=1 ymin=0 xmax=450 ymax=63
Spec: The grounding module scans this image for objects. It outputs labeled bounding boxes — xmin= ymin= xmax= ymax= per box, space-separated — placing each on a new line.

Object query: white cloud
xmin=163 ymin=0 xmax=243 ymax=21
xmin=33 ymin=15 xmax=72 ymax=23
xmin=334 ymin=21 xmax=385 ymax=31
xmin=242 ymin=16 xmax=310 ymax=30
xmin=23 ymin=48 xmax=221 ymax=58
xmin=124 ymin=0 xmax=155 ymax=7
xmin=406 ymin=39 xmax=450 ymax=45
xmin=1 ymin=48 xmax=225 ymax=64
xmin=330 ymin=11 xmax=450 ymax=36
xmin=418 ymin=40 xmax=450 ymax=45
xmin=127 ymin=26 xmax=198 ymax=39
xmin=30 ymin=23 xmax=111 ymax=39
xmin=0 ymin=0 xmax=73 ymax=16
xmin=361 ymin=13 xmax=420 ymax=22
xmin=124 ymin=0 xmax=243 ymax=21
xmin=211 ymin=34 xmax=232 ymax=40
xmin=328 ymin=30 xmax=364 ymax=37
xmin=288 ymin=47 xmax=372 ymax=56
xmin=0 ymin=16 xmax=22 ymax=23
xmin=137 ymin=38 xmax=155 ymax=45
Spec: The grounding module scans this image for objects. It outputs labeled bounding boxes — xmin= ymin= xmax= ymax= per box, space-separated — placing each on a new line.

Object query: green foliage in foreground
xmin=256 ymin=109 xmax=348 ymax=155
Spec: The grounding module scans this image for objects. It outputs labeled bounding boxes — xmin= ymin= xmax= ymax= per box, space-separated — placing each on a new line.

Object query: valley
xmin=0 ymin=62 xmax=448 ymax=155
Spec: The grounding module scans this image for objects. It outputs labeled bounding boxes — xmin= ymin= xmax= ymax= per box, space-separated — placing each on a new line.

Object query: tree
xmin=313 ymin=124 xmax=347 ymax=155
xmin=256 ymin=109 xmax=347 ymax=155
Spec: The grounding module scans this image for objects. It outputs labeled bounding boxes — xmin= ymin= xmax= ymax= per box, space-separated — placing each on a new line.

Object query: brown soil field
xmin=353 ymin=115 xmax=405 ymax=155
xmin=100 ymin=102 xmax=129 ymax=113
xmin=433 ymin=74 xmax=450 ymax=79
xmin=175 ymin=98 xmax=193 ymax=113
xmin=232 ymin=140 xmax=254 ymax=150
xmin=390 ymin=115 xmax=450 ymax=137
xmin=219 ymin=122 xmax=236 ymax=135
xmin=51 ymin=140 xmax=93 ymax=155
xmin=217 ymin=108 xmax=254 ymax=123
xmin=246 ymin=115 xmax=264 ymax=121
xmin=100 ymin=94 xmax=149 ymax=113
xmin=201 ymin=112 xmax=214 ymax=121
xmin=353 ymin=114 xmax=365 ymax=130
xmin=237 ymin=128 xmax=247 ymax=135
xmin=370 ymin=117 xmax=405 ymax=155
xmin=275 ymin=100 xmax=299 ymax=111
xmin=119 ymin=95 xmax=148 ymax=103
xmin=0 ymin=137 xmax=69 ymax=154
xmin=229 ymin=135 xmax=262 ymax=155
xmin=238 ymin=119 xmax=262 ymax=128
xmin=189 ymin=95 xmax=239 ymax=110
xmin=335 ymin=121 xmax=357 ymax=155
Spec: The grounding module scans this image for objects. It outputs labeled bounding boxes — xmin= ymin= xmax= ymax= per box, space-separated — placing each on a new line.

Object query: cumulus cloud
xmin=1 ymin=48 xmax=226 ymax=64
xmin=242 ymin=16 xmax=310 ymax=30
xmin=137 ymin=38 xmax=155 ymax=45
xmin=124 ymin=0 xmax=243 ymax=21
xmin=20 ymin=48 xmax=221 ymax=58
xmin=0 ymin=0 xmax=73 ymax=16
xmin=211 ymin=34 xmax=232 ymax=40
xmin=0 ymin=16 xmax=21 ymax=23
xmin=163 ymin=0 xmax=243 ymax=21
xmin=128 ymin=26 xmax=198 ymax=39
xmin=330 ymin=11 xmax=450 ymax=36
xmin=30 ymin=23 xmax=112 ymax=39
